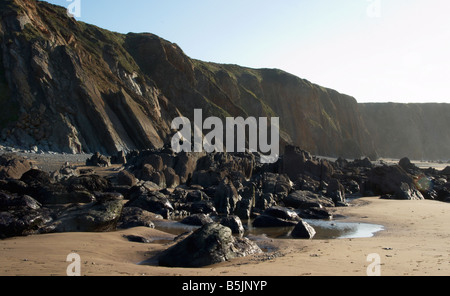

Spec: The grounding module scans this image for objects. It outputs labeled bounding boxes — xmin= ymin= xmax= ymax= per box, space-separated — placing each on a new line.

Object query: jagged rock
xmin=297 ymin=207 xmax=333 ymax=220
xmin=117 ymin=170 xmax=137 ymax=187
xmin=51 ymin=164 xmax=79 ymax=182
xmin=0 ymin=153 xmax=33 ymax=180
xmin=284 ymin=190 xmax=334 ymax=209
xmin=281 ymin=146 xmax=334 ymax=182
xmin=291 ymin=221 xmax=316 ymax=239
xmin=399 ymin=157 xmax=421 ymax=175
xmin=0 ymin=208 xmax=53 ymax=239
xmin=367 ymin=165 xmax=424 ymax=200
xmin=326 ymin=179 xmax=347 ymax=206
xmin=214 ymin=178 xmax=241 ymax=215
xmin=260 ymin=172 xmax=293 ymax=195
xmin=192 ymin=170 xmax=222 ymax=188
xmin=335 ymin=157 xmax=349 ymax=169
xmin=20 ymin=169 xmax=53 ymax=186
xmin=175 ymin=152 xmax=200 ymax=184
xmin=117 ymin=207 xmax=160 ymax=229
xmin=185 ymin=190 xmax=210 ymax=202
xmin=157 ymin=223 xmax=262 ymax=267
xmin=220 ymin=215 xmax=245 ymax=236
xmin=254 ymin=192 xmax=276 ymax=212
xmin=19 ymin=169 xmax=94 ymax=205
xmin=441 ymin=167 xmax=450 ymax=176
xmin=187 ymin=200 xmax=217 ymax=215
xmin=349 ymin=157 xmax=373 ymax=169
xmin=86 ymin=152 xmax=111 ymax=167
xmin=123 ymin=235 xmax=151 ymax=244
xmin=0 ymin=192 xmax=41 ymax=211
xmin=65 ymin=174 xmax=111 ymax=192
xmin=436 ymin=183 xmax=450 ymax=202
xmin=264 ymin=206 xmax=301 ymax=221
xmin=48 ymin=193 xmax=124 ymax=233
xmin=180 ymin=213 xmax=214 ymax=226
xmin=111 ymin=151 xmax=127 ymax=165
xmin=253 ymin=206 xmax=301 ymax=228
xmin=125 ymin=191 xmax=174 ymax=216
xmin=163 ymin=167 xmax=180 ymax=189
xmin=150 ymin=171 xmax=166 ymax=189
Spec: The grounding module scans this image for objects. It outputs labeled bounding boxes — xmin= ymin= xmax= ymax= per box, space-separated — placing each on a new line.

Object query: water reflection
xmin=154 ymin=219 xmax=384 ymax=240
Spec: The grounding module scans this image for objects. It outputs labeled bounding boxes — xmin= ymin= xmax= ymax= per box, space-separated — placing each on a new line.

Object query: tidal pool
xmin=154 ymin=219 xmax=384 ymax=240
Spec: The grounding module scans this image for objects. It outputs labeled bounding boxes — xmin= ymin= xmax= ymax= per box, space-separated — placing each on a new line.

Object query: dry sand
xmin=0 ymin=196 xmax=449 ymax=276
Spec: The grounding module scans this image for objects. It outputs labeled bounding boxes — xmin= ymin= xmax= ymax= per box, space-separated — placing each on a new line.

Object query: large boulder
xmin=367 ymin=165 xmax=424 ymax=200
xmin=214 ymin=178 xmax=241 ymax=215
xmin=180 ymin=213 xmax=214 ymax=226
xmin=326 ymin=178 xmax=347 ymax=206
xmin=163 ymin=167 xmax=180 ymax=189
xmin=281 ymin=146 xmax=333 ymax=182
xmin=86 ymin=152 xmax=111 ymax=167
xmin=20 ymin=169 xmax=95 ymax=205
xmin=174 ymin=152 xmax=201 ymax=184
xmin=441 ymin=167 xmax=450 ymax=176
xmin=291 ymin=220 xmax=316 ymax=239
xmin=0 ymin=192 xmax=53 ymax=238
xmin=117 ymin=170 xmax=137 ymax=187
xmin=64 ymin=174 xmax=111 ymax=192
xmin=220 ymin=215 xmax=245 ymax=236
xmin=0 ymin=208 xmax=53 ymax=239
xmin=0 ymin=153 xmax=33 ymax=180
xmin=48 ymin=193 xmax=124 ymax=233
xmin=157 ymin=223 xmax=262 ymax=267
xmin=284 ymin=190 xmax=334 ymax=209
xmin=259 ymin=172 xmax=293 ymax=195
xmin=117 ymin=207 xmax=161 ymax=229
xmin=398 ymin=157 xmax=421 ymax=175
xmin=252 ymin=206 xmax=301 ymax=228
xmin=125 ymin=191 xmax=174 ymax=217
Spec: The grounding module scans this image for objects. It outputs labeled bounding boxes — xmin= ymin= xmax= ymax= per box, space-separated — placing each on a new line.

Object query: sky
xmin=42 ymin=0 xmax=450 ymax=103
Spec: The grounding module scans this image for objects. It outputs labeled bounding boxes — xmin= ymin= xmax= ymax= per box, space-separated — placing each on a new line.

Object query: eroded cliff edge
xmin=0 ymin=0 xmax=448 ymax=160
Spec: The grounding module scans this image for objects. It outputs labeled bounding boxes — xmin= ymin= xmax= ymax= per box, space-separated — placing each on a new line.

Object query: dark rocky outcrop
xmin=0 ymin=153 xmax=33 ymax=180
xmin=220 ymin=215 xmax=245 ymax=236
xmin=47 ymin=193 xmax=124 ymax=233
xmin=125 ymin=191 xmax=174 ymax=217
xmin=291 ymin=221 xmax=316 ymax=239
xmin=117 ymin=207 xmax=160 ymax=229
xmin=366 ymin=165 xmax=424 ymax=200
xmin=253 ymin=206 xmax=301 ymax=228
xmin=284 ymin=190 xmax=334 ymax=209
xmin=157 ymin=223 xmax=262 ymax=268
xmin=180 ymin=213 xmax=214 ymax=226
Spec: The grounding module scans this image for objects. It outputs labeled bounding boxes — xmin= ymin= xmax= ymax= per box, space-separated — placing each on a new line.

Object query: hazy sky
xmin=43 ymin=0 xmax=450 ymax=103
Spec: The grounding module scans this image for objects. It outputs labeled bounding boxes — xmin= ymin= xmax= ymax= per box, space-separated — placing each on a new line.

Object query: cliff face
xmin=0 ymin=0 xmax=178 ymax=154
xmin=0 ymin=0 xmax=447 ymax=160
xmin=360 ymin=103 xmax=450 ymax=160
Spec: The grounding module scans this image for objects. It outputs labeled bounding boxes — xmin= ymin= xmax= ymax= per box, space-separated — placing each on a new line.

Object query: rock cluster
xmin=0 ymin=146 xmax=449 ymax=265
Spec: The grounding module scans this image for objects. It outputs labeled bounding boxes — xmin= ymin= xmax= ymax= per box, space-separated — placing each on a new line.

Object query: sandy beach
xmin=0 ymin=195 xmax=448 ymax=277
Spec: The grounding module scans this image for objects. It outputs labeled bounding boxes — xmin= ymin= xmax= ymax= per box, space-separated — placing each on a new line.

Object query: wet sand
xmin=0 ymin=196 xmax=449 ymax=276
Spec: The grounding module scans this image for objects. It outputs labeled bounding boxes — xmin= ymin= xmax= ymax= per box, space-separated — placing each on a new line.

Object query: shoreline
xmin=1 ymin=196 xmax=449 ymax=276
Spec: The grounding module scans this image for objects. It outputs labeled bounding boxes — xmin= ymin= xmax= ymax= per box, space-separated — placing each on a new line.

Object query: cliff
xmin=0 ymin=0 xmax=447 ymax=160
xmin=360 ymin=103 xmax=450 ymax=160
